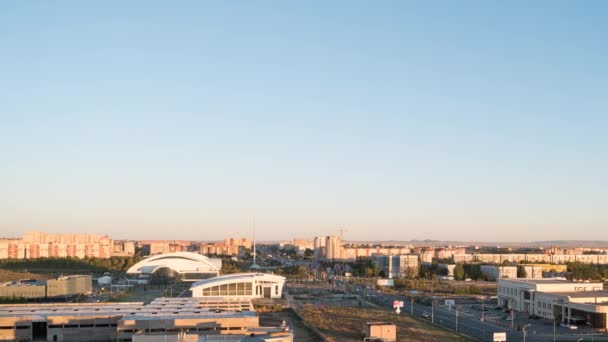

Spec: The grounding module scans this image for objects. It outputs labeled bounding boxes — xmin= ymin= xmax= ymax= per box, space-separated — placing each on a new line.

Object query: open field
xmin=286 ymin=286 xmax=470 ymax=341
xmin=0 ymin=269 xmax=49 ymax=282
xmin=298 ymin=305 xmax=468 ymax=342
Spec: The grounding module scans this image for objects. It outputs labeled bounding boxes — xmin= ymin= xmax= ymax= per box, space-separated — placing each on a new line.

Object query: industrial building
xmin=498 ymin=279 xmax=608 ymax=330
xmin=190 ymin=273 xmax=286 ymax=299
xmin=0 ymin=275 xmax=92 ymax=300
xmin=0 ymin=297 xmax=290 ymax=341
xmin=126 ymin=252 xmax=222 ymax=283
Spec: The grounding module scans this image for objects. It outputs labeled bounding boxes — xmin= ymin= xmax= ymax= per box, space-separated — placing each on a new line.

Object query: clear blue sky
xmin=1 ymin=1 xmax=607 ymax=242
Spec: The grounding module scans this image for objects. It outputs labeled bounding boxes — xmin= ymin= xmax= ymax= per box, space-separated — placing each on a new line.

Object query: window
xmin=211 ymin=285 xmax=220 ymax=296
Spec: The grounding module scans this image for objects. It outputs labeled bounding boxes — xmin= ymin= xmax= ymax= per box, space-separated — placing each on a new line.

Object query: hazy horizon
xmin=2 ymin=1 xmax=607 ymax=241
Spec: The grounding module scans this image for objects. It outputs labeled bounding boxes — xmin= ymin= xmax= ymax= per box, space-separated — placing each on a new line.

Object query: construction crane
xmin=337 ymin=227 xmax=348 ymax=239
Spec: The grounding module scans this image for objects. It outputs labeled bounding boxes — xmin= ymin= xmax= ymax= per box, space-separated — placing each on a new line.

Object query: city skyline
xmin=2 ymin=1 xmax=607 ymax=242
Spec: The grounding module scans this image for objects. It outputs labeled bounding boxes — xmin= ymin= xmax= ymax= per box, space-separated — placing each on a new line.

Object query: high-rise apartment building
xmin=325 ymin=235 xmax=342 ymax=260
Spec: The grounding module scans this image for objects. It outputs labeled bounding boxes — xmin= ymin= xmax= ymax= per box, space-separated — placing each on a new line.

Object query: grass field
xmin=297 ymin=305 xmax=469 ymax=342
xmin=0 ymin=269 xmax=49 ymax=282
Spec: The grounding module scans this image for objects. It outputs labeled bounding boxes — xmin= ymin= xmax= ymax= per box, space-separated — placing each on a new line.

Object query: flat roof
xmin=552 ymin=291 xmax=608 ymax=299
xmin=500 ymin=278 xmax=602 ymax=285
xmin=0 ymin=280 xmax=46 ymax=287
xmin=0 ymin=297 xmax=254 ymax=318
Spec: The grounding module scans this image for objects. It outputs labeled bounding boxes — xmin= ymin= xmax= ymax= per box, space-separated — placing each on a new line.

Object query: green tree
xmin=221 ymin=261 xmax=241 ymax=274
xmin=517 ymin=266 xmax=527 ymax=278
xmin=454 ymin=263 xmax=465 ymax=280
xmin=304 ymin=248 xmax=314 ymax=258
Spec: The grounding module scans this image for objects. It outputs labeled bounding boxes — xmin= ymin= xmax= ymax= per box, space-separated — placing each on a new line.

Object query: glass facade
xmin=201 ymin=282 xmax=253 ymax=296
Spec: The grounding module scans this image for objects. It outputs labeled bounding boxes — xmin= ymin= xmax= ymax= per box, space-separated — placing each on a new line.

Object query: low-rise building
xmin=498 ymin=279 xmax=608 ymax=330
xmin=0 ymin=275 xmax=92 ymax=300
xmin=190 ymin=273 xmax=286 ymax=299
xmin=0 ymin=297 xmax=290 ymax=341
xmin=365 ymin=322 xmax=396 ymax=342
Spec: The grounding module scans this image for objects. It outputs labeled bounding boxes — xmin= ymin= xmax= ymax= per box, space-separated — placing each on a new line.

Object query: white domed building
xmin=126 ymin=252 xmax=222 ymax=283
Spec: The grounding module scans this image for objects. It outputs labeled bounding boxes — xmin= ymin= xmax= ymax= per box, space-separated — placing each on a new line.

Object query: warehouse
xmin=0 ymin=275 xmax=92 ymax=300
xmin=0 ymin=297 xmax=283 ymax=341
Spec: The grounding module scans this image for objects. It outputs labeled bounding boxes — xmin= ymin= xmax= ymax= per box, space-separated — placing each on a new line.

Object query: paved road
xmin=348 ymin=283 xmax=608 ymax=342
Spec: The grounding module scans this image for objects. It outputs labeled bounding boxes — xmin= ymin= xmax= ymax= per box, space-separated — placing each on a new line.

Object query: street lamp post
xmin=523 ymin=324 xmax=531 ymax=342
xmin=553 ymin=313 xmax=556 ymax=342
xmin=511 ymin=309 xmax=515 ymax=329
xmin=455 ymin=305 xmax=459 ymax=332
xmin=410 ymin=295 xmax=414 ymax=315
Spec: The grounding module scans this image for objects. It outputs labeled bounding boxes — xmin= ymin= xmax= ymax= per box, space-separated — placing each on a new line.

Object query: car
xmin=568 ymin=325 xmax=578 ymax=330
xmin=422 ymin=312 xmax=431 ymax=318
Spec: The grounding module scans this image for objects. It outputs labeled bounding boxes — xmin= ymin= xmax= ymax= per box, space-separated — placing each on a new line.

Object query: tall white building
xmin=313 ymin=236 xmax=326 ymax=259
xmin=325 ymin=235 xmax=342 ymax=260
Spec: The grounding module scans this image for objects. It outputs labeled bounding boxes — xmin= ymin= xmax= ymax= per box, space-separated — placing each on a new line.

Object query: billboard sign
xmin=493 ymin=332 xmax=507 ymax=342
xmin=377 ymin=279 xmax=394 ymax=286
xmin=392 ymin=300 xmax=404 ymax=308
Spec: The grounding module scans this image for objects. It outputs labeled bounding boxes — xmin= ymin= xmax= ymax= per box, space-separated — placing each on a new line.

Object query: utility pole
xmin=455 ymin=306 xmax=459 ymax=332
xmin=481 ymin=302 xmax=485 ymax=321
xmin=431 ymin=300 xmax=435 ymax=323
xmin=252 ymin=216 xmax=257 ymax=266
xmin=553 ymin=312 xmax=556 ymax=342
xmin=511 ymin=309 xmax=515 ymax=329
xmin=523 ymin=324 xmax=531 ymax=342
xmin=411 ymin=296 xmax=414 ymax=315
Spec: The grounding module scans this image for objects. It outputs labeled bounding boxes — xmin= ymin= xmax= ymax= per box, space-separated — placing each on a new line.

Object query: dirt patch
xmin=297 ymin=305 xmax=468 ymax=342
xmin=0 ymin=269 xmax=49 ymax=282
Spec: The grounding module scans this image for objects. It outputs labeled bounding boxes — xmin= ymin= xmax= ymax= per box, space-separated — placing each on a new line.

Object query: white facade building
xmin=498 ymin=279 xmax=608 ymax=330
xmin=190 ymin=273 xmax=286 ymax=299
xmin=126 ymin=252 xmax=222 ymax=282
